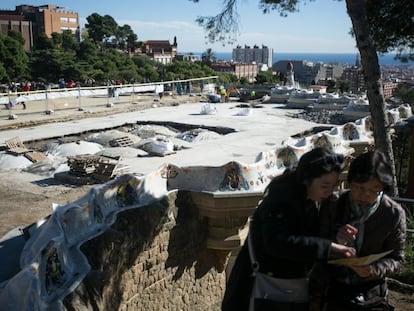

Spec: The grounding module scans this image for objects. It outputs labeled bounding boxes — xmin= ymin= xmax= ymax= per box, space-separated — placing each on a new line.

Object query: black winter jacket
xmin=321 ymin=191 xmax=406 ymax=285
xmin=222 ymin=171 xmax=334 ymax=310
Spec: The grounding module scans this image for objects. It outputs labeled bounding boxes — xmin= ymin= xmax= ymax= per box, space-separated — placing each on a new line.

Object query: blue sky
xmin=1 ymin=0 xmax=359 ymax=53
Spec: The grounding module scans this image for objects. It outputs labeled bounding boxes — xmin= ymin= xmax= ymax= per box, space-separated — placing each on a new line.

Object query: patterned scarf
xmin=338 ymin=192 xmax=383 ymax=284
xmin=348 ymin=191 xmax=383 ymax=254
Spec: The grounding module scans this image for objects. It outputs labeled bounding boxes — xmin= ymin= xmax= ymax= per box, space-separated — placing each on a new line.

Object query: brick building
xmin=0 ymin=4 xmax=80 ymax=52
xmin=382 ymin=81 xmax=399 ymax=98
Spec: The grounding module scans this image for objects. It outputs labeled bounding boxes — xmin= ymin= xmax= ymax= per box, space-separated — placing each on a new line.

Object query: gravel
xmin=291 ymin=108 xmax=346 ymax=125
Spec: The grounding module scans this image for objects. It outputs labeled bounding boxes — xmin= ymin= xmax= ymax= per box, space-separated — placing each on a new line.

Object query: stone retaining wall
xmin=63 ymin=191 xmax=226 ymax=310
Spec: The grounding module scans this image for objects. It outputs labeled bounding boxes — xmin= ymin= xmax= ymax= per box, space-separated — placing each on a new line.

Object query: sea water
xmin=189 ymin=51 xmax=412 ymax=66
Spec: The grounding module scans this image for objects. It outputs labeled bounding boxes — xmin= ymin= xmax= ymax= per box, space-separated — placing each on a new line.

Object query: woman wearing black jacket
xmin=319 ymin=150 xmax=406 ymax=311
xmin=222 ymin=147 xmax=356 ymax=311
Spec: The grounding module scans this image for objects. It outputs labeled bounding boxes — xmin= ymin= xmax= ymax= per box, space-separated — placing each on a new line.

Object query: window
xmin=69 ymin=18 xmax=77 ymax=23
xmin=60 ymin=17 xmax=68 ymax=23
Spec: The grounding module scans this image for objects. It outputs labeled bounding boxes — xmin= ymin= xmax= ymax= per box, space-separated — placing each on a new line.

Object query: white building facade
xmin=232 ymin=44 xmax=273 ymax=68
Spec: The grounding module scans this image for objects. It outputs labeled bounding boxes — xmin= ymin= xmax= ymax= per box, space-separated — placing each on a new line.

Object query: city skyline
xmin=1 ymin=0 xmax=360 ymax=54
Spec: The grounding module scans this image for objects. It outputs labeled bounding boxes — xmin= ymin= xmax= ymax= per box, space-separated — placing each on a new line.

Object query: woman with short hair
xmin=321 ymin=150 xmax=406 ymax=311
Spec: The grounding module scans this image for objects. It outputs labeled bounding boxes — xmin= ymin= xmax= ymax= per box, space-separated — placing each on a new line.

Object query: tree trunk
xmin=345 ymin=0 xmax=398 ymax=195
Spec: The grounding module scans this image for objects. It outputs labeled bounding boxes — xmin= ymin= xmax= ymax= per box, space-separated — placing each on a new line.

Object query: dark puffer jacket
xmin=222 ymin=171 xmax=334 ymax=311
xmin=323 ymin=191 xmax=406 ymax=283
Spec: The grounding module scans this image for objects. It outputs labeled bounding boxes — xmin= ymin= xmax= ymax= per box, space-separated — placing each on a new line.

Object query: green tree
xmin=394 ymin=84 xmax=414 ymax=106
xmin=7 ymin=30 xmax=25 ymax=46
xmin=219 ymin=72 xmax=239 ymax=84
xmin=61 ymin=30 xmax=79 ymax=51
xmin=190 ymin=0 xmax=412 ymax=194
xmin=85 ymin=13 xmax=118 ymax=49
xmin=239 ymin=76 xmax=249 ymax=84
xmin=0 ymin=64 xmax=7 ymax=82
xmin=164 ymin=60 xmax=218 ymax=81
xmin=29 ymin=49 xmax=79 ymax=82
xmin=345 ymin=0 xmax=397 ymax=192
xmin=255 ymin=70 xmax=279 ymax=84
xmin=366 ymin=0 xmax=414 ymax=62
xmin=77 ymin=39 xmax=99 ymax=61
xmin=51 ymin=32 xmax=63 ymax=48
xmin=336 ymin=80 xmax=352 ymax=93
xmin=116 ymin=24 xmax=138 ymax=51
xmin=33 ymin=33 xmax=54 ymax=50
xmin=0 ymin=35 xmax=29 ymax=82
xmin=50 ymin=31 xmax=78 ymax=51
xmin=326 ymin=80 xmax=337 ymax=93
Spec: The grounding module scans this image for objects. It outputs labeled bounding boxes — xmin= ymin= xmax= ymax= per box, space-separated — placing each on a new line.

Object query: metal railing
xmin=392 ymin=196 xmax=414 ymax=234
xmin=0 ymin=76 xmax=218 ymax=120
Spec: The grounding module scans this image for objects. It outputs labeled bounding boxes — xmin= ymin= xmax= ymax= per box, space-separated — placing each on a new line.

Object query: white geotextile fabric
xmin=175 ymin=129 xmax=221 ymax=143
xmin=130 ymin=125 xmax=178 ymax=139
xmin=23 ymin=156 xmax=69 ymax=177
xmin=0 ymin=152 xmax=32 ymax=169
xmin=86 ymin=130 xmax=140 ymax=147
xmin=96 ymin=147 xmax=146 ymax=158
xmin=46 ymin=141 xmax=103 ymax=157
xmin=136 ymin=136 xmax=175 ymax=156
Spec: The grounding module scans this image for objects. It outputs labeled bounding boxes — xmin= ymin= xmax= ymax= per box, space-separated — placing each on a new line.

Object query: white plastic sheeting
xmin=46 ymin=141 xmax=103 ymax=157
xmin=0 ymin=84 xmax=164 ymax=105
xmin=0 ymin=152 xmax=32 ymax=170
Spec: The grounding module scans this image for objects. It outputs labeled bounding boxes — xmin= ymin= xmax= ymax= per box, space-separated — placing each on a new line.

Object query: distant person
xmin=176 ymin=82 xmax=183 ymax=95
xmin=222 ymin=147 xmax=356 ymax=311
xmin=200 ymin=80 xmax=204 ymax=93
xmin=313 ymin=150 xmax=406 ymax=311
xmin=219 ymin=86 xmax=226 ymax=103
xmin=23 ymin=82 xmax=30 ymax=93
xmin=59 ymin=78 xmax=66 ymax=88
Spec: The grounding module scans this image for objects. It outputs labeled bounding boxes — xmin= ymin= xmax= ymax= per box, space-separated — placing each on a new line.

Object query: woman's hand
xmin=330 ymin=242 xmax=356 ymax=258
xmin=348 ymin=265 xmax=372 ymax=278
xmin=336 ymin=224 xmax=358 ymax=246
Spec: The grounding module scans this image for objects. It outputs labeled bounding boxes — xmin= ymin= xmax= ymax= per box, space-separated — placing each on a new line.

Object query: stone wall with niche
xmin=63 ymin=191 xmax=226 ymax=310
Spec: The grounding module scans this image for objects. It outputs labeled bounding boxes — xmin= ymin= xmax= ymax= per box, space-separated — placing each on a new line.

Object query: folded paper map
xmin=328 ymin=250 xmax=393 ymax=267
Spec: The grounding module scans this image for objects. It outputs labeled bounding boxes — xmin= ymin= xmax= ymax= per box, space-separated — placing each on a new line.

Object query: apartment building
xmin=232 ymin=44 xmax=273 ymax=68
xmin=273 ymin=60 xmax=344 ymax=87
xmin=0 ymin=4 xmax=80 ymax=51
xmin=0 ymin=9 xmax=32 ymax=51
xmin=382 ymin=81 xmax=399 ymax=98
xmin=341 ymin=66 xmax=366 ymax=93
xmin=210 ymin=62 xmax=258 ymax=83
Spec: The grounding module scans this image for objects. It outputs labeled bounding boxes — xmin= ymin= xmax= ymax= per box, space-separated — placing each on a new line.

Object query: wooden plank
xmin=5 ymin=136 xmax=30 ymax=154
xmin=24 ymin=151 xmax=47 ymax=163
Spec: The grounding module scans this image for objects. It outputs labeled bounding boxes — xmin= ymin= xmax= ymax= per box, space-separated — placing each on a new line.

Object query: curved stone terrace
xmin=0 ymin=85 xmax=412 ymax=309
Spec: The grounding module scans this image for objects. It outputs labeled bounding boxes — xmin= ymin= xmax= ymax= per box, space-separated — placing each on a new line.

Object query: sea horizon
xmin=184 ymin=51 xmax=412 ymax=66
